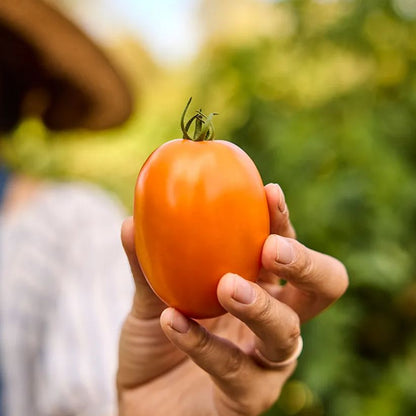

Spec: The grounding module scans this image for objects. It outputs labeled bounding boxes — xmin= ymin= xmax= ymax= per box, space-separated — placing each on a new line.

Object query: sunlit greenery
xmin=2 ymin=0 xmax=416 ymax=414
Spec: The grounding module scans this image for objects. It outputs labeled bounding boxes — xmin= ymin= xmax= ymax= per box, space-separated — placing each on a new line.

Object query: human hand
xmin=117 ymin=183 xmax=348 ymax=416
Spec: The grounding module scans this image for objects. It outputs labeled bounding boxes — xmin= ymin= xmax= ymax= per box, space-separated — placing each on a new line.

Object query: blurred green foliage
xmin=3 ymin=0 xmax=416 ymax=414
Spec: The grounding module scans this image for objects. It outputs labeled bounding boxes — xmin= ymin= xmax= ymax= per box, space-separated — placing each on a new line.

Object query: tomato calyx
xmin=181 ymin=97 xmax=218 ymax=142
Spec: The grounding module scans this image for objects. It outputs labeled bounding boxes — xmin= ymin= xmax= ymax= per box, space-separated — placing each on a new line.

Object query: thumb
xmin=118 ymin=218 xmax=184 ymax=389
xmin=121 ymin=217 xmax=165 ymax=319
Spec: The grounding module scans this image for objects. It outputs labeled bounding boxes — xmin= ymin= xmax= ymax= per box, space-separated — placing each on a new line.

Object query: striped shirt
xmin=0 ymin=182 xmax=134 ymax=416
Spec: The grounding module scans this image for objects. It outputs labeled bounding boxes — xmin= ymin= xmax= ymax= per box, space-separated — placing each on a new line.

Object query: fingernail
xmin=232 ymin=274 xmax=256 ymax=304
xmin=169 ymin=310 xmax=191 ymax=334
xmin=274 ymin=183 xmax=286 ymax=213
xmin=275 ymin=235 xmax=294 ymax=264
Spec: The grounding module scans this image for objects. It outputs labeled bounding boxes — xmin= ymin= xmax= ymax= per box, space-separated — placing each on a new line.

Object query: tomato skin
xmin=134 ymin=139 xmax=270 ymax=318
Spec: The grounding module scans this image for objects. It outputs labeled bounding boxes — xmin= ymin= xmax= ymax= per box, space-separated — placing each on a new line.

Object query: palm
xmin=119 ymin=308 xmax=287 ymax=416
xmin=118 ymin=311 xmax=253 ymax=415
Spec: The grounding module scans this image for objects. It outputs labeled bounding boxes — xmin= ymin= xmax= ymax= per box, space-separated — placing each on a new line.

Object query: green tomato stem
xmin=180 ymin=98 xmax=218 ymax=141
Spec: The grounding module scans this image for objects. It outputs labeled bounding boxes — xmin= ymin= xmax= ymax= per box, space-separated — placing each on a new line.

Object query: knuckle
xmin=218 ymin=347 xmax=245 ymax=381
xmin=279 ymin=311 xmax=301 ymax=353
xmin=287 ymin=312 xmax=301 ymax=340
xmin=291 ymin=241 xmax=314 ymax=281
xmin=252 ymin=290 xmax=275 ymax=324
xmin=194 ymin=326 xmax=212 ymax=353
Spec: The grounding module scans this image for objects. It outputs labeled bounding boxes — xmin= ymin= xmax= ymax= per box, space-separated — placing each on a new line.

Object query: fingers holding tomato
xmin=159 ymin=295 xmax=297 ymax=416
xmin=160 ymin=271 xmax=303 ymax=372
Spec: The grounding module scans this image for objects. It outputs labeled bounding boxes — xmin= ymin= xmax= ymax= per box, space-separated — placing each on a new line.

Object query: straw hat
xmin=0 ymin=0 xmax=132 ymax=131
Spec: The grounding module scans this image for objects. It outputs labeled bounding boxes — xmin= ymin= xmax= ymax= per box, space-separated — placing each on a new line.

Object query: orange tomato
xmin=133 ymin=100 xmax=270 ymax=318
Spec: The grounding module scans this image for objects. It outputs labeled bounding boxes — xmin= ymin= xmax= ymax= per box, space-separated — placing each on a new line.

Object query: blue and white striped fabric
xmin=0 ymin=182 xmax=134 ymax=416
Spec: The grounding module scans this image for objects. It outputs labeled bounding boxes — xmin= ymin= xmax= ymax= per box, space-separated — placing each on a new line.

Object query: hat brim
xmin=0 ymin=0 xmax=132 ymax=130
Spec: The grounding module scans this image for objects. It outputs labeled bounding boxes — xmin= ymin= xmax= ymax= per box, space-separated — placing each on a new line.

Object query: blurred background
xmin=2 ymin=0 xmax=416 ymax=414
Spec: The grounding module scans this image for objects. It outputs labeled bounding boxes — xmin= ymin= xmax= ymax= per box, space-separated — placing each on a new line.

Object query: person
xmin=0 ymin=2 xmax=349 ymax=416
xmin=117 ymin=182 xmax=349 ymax=416
xmin=0 ymin=1 xmax=134 ymax=415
